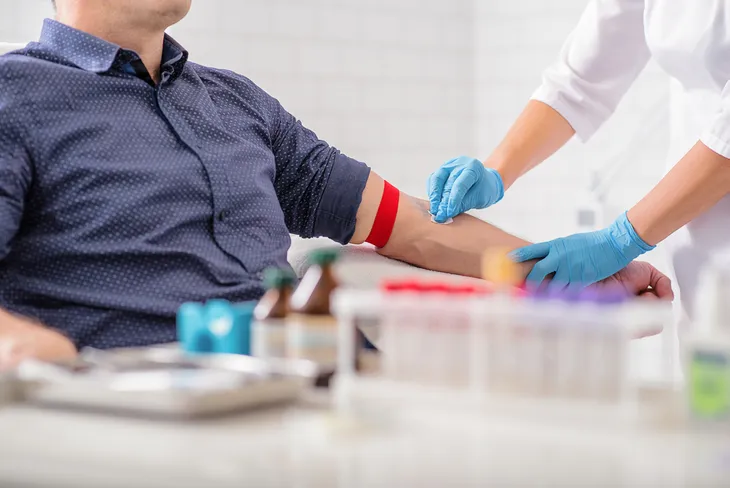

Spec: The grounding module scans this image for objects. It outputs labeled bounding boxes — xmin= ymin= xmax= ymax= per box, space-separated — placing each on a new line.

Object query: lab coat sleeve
xmin=700 ymin=82 xmax=730 ymax=159
xmin=531 ymin=0 xmax=651 ymax=141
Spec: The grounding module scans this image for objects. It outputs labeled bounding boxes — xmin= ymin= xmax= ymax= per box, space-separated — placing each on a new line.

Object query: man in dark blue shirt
xmin=0 ymin=0 xmax=673 ymax=367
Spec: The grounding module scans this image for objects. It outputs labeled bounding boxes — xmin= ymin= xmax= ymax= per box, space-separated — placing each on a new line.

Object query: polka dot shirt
xmin=0 ymin=19 xmax=370 ymax=350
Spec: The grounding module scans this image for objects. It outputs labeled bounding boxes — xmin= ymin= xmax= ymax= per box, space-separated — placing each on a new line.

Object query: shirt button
xmin=217 ymin=210 xmax=229 ymax=222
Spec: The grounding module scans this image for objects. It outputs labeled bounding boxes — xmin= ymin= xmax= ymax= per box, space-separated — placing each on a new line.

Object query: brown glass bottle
xmin=289 ymin=249 xmax=339 ymax=315
xmin=287 ymin=249 xmax=345 ymax=386
xmin=252 ymin=268 xmax=296 ymax=359
xmin=255 ymin=268 xmax=296 ymax=320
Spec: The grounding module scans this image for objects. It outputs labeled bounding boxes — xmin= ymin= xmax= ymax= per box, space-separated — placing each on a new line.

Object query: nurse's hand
xmin=511 ymin=212 xmax=655 ymax=289
xmin=427 ymin=156 xmax=504 ymax=223
xmin=0 ymin=308 xmax=77 ymax=371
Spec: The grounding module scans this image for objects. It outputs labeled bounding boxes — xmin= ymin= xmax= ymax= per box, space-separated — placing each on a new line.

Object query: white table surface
xmin=1 ymin=387 xmax=729 ymax=488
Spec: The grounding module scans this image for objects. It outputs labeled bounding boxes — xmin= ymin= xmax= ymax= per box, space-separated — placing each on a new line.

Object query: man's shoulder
xmin=0 ymin=45 xmax=67 ymax=90
xmin=0 ymin=52 xmax=42 ymax=109
xmin=0 ymin=51 xmax=38 ymax=81
xmin=189 ymin=63 xmax=261 ymax=92
xmin=187 ymin=62 xmax=277 ymax=105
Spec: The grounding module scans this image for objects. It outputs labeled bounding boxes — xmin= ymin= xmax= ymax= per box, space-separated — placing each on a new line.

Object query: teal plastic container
xmin=177 ymin=300 xmax=255 ymax=356
xmin=216 ymin=302 xmax=255 ymax=355
xmin=177 ymin=302 xmax=212 ymax=354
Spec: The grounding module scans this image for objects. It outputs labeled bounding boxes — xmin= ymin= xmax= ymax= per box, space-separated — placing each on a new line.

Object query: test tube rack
xmin=333 ymin=281 xmax=679 ymax=431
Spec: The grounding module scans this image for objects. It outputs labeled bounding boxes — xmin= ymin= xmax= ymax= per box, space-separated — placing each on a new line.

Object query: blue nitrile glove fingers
xmin=427 ymin=157 xmax=458 ymax=216
xmin=427 ymin=156 xmax=505 ymax=223
xmin=510 ymin=212 xmax=655 ymax=289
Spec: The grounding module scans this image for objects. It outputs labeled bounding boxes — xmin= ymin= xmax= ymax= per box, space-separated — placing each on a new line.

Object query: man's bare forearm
xmin=377 ymin=195 xmax=531 ymax=279
xmin=351 ymin=172 xmax=532 ymax=279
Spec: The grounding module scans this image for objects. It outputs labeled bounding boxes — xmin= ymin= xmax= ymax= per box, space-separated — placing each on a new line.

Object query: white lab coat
xmin=532 ymin=0 xmax=730 ymax=335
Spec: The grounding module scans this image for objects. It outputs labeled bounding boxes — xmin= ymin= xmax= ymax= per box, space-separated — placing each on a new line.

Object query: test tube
xmin=430 ymin=283 xmax=470 ymax=388
xmin=571 ymin=288 xmax=606 ymax=400
xmin=468 ymin=285 xmax=494 ymax=392
xmin=397 ymin=281 xmax=422 ymax=383
xmin=587 ymin=288 xmax=628 ymax=402
xmin=486 ymin=290 xmax=518 ymax=395
xmin=529 ymin=290 xmax=559 ymax=397
xmin=494 ymin=288 xmax=527 ymax=396
xmin=514 ymin=287 xmax=546 ymax=397
xmin=426 ymin=283 xmax=442 ymax=385
xmin=437 ymin=283 xmax=465 ymax=387
xmin=550 ymin=289 xmax=583 ymax=398
xmin=417 ymin=283 xmax=444 ymax=385
xmin=450 ymin=284 xmax=484 ymax=388
xmin=380 ymin=281 xmax=403 ymax=380
xmin=481 ymin=248 xmax=525 ymax=395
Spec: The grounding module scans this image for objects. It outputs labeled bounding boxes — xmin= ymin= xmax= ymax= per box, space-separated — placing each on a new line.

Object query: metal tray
xmin=15 ymin=347 xmax=319 ymax=419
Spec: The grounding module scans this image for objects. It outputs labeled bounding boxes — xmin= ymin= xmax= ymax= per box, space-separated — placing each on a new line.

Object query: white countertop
xmin=1 ymin=387 xmax=729 ymax=488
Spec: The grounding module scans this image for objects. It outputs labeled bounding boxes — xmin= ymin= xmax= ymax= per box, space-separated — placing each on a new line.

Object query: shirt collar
xmin=39 ymin=18 xmax=189 ymax=77
xmin=159 ymin=35 xmax=189 ymax=80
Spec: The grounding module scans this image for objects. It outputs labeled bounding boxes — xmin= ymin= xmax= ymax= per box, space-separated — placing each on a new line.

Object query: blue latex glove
xmin=427 ymin=156 xmax=504 ymax=223
xmin=510 ymin=212 xmax=655 ymax=290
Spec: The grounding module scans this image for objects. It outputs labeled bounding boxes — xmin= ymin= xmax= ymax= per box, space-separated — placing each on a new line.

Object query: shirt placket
xmin=153 ymin=65 xmax=242 ymax=270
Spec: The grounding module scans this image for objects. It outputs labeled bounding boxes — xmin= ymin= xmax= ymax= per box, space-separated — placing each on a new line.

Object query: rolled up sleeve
xmin=268 ymin=98 xmax=370 ymax=244
xmin=531 ymin=0 xmax=651 ymax=142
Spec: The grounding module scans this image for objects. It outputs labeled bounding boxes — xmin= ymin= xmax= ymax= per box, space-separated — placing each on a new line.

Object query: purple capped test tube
xmin=581 ymin=285 xmax=629 ymax=305
xmin=580 ymin=286 xmax=628 ymax=399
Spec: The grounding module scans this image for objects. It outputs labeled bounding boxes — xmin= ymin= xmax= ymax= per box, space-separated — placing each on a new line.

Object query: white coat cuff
xmin=531 ymin=84 xmax=601 ymax=143
xmin=700 ymin=124 xmax=730 ymax=160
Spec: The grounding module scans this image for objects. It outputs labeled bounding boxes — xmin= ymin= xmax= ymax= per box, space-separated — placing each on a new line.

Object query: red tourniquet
xmin=365 ymin=180 xmax=400 ymax=248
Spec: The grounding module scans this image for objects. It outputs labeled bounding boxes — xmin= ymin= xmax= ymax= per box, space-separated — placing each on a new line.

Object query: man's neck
xmin=55 ymin=11 xmax=166 ymax=83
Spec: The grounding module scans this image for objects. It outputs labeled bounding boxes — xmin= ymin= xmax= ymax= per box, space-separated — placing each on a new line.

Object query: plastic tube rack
xmin=333 ymin=281 xmax=676 ymax=428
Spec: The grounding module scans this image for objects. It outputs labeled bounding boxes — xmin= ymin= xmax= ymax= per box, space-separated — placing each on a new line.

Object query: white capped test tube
xmin=445 ymin=284 xmax=487 ymax=388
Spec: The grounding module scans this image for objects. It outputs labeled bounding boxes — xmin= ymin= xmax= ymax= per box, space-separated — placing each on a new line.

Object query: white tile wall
xmin=169 ymin=0 xmax=476 ymax=198
xmin=0 ymin=0 xmax=52 ymax=41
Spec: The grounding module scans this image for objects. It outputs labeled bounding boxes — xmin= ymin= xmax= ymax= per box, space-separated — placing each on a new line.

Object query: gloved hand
xmin=427 ymin=156 xmax=504 ymax=223
xmin=510 ymin=212 xmax=655 ymax=290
